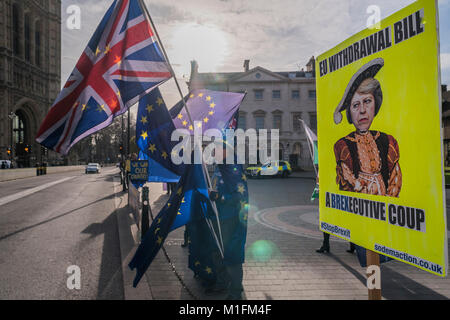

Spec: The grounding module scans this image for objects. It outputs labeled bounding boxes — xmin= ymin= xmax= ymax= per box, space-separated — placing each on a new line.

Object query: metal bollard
xmin=141 ymin=187 xmax=150 ymax=240
xmin=122 ymin=170 xmax=128 ymax=191
xmin=36 ymin=164 xmax=41 ymax=176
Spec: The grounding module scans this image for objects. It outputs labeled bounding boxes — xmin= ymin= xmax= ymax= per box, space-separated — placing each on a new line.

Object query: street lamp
xmin=8 ymin=112 xmax=17 ymax=161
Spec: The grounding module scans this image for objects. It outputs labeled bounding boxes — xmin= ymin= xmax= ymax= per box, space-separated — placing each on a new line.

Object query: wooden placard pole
xmin=366 ymin=250 xmax=382 ymax=300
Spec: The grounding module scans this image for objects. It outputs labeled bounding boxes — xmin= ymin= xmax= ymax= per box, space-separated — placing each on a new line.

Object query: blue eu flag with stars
xmin=135 ymin=88 xmax=184 ymax=183
xmin=170 ymin=89 xmax=245 ymax=134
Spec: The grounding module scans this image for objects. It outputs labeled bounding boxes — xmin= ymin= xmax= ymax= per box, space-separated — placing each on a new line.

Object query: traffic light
xmin=23 ymin=145 xmax=32 ymax=153
xmin=119 ymin=144 xmax=124 ymax=153
xmin=7 ymin=147 xmax=11 ymax=156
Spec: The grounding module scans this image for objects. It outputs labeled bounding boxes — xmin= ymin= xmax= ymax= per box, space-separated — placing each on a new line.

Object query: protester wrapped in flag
xmin=207 ymin=147 xmax=249 ymax=299
xmin=185 ymin=112 xmax=241 ymax=290
xmin=135 ymin=88 xmax=185 ymax=185
xmin=129 ymin=86 xmax=248 ymax=286
xmin=214 ymin=162 xmax=249 ymax=267
xmin=36 ymin=0 xmax=171 ymax=155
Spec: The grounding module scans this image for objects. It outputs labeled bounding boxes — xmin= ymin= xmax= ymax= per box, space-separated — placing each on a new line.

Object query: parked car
xmin=245 ymin=160 xmax=292 ymax=178
xmin=85 ymin=163 xmax=101 ymax=174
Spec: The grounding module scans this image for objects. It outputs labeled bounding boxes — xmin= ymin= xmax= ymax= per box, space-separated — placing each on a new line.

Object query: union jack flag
xmin=36 ymin=0 xmax=172 ymax=155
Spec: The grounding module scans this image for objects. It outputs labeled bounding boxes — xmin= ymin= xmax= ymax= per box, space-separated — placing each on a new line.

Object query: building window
xmin=292 ymin=90 xmax=300 ymax=99
xmin=254 ymin=89 xmax=264 ymax=100
xmin=24 ymin=14 xmax=31 ymax=62
xmin=237 ymin=113 xmax=246 ymax=130
xmin=13 ymin=4 xmax=21 ymax=55
xmin=13 ymin=110 xmax=27 ymax=144
xmin=272 ymin=90 xmax=281 ymax=99
xmin=273 ymin=114 xmax=282 ymax=130
xmin=309 ymin=112 xmax=317 ymax=133
xmin=308 ymin=90 xmax=316 ymax=99
xmin=292 ymin=113 xmax=302 ymax=131
xmin=35 ymin=21 xmax=41 ymax=66
xmin=255 ymin=116 xmax=265 ymax=130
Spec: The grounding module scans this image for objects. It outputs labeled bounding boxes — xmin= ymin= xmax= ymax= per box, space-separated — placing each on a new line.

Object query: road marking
xmin=0 ymin=177 xmax=75 ymax=207
xmin=253 ymin=205 xmax=347 ymax=242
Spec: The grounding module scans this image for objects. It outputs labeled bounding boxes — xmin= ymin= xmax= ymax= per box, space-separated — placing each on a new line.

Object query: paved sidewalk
xmin=115 ymin=174 xmax=450 ymax=300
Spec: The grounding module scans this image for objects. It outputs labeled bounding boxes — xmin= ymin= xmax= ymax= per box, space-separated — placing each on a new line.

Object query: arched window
xmin=35 ymin=20 xmax=41 ymax=66
xmin=293 ymin=142 xmax=302 ymax=155
xmin=12 ymin=4 xmax=20 ymax=55
xmin=13 ymin=110 xmax=27 ymax=144
xmin=279 ymin=143 xmax=284 ymax=160
xmin=272 ymin=110 xmax=283 ymax=130
xmin=253 ymin=110 xmax=266 ymax=130
xmin=237 ymin=112 xmax=247 ymax=130
xmin=24 ymin=14 xmax=31 ymax=61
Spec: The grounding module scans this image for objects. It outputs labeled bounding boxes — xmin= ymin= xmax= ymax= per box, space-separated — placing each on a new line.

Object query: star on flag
xmin=140 ymin=116 xmax=148 ymax=124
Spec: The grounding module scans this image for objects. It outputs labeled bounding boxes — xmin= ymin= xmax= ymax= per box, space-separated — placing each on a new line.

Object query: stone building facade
xmin=188 ymin=58 xmax=317 ymax=170
xmin=0 ymin=0 xmax=61 ymax=167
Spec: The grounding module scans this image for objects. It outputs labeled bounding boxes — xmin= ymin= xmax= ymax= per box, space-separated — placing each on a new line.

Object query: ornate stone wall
xmin=0 ymin=0 xmax=61 ymax=166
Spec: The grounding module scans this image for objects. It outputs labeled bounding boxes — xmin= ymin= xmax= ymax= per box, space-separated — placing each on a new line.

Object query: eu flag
xmin=213 ymin=163 xmax=249 ymax=265
xmin=170 ymin=89 xmax=245 ymax=134
xmin=187 ymin=214 xmax=218 ymax=285
xmin=135 ymin=88 xmax=184 ymax=183
xmin=128 ymin=163 xmax=212 ymax=287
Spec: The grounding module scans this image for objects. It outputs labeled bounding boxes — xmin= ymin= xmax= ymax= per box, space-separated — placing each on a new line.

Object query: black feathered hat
xmin=334 ymin=58 xmax=384 ymax=124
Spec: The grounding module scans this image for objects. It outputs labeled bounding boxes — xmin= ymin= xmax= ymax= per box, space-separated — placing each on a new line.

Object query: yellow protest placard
xmin=316 ymin=0 xmax=447 ymax=276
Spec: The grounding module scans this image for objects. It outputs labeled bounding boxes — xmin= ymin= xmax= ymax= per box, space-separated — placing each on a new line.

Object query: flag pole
xmin=300 ymin=119 xmax=318 ymax=178
xmin=138 ymin=0 xmax=224 ymax=257
xmin=137 ymin=0 xmax=194 ymax=125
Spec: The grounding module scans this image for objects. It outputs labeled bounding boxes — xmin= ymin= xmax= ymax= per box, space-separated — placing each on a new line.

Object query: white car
xmin=245 ymin=160 xmax=292 ymax=178
xmin=85 ymin=163 xmax=100 ymax=174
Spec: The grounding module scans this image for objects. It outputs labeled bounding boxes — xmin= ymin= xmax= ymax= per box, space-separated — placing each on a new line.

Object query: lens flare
xmin=243 ymin=203 xmax=258 ymax=226
xmin=247 ymin=240 xmax=280 ymax=263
